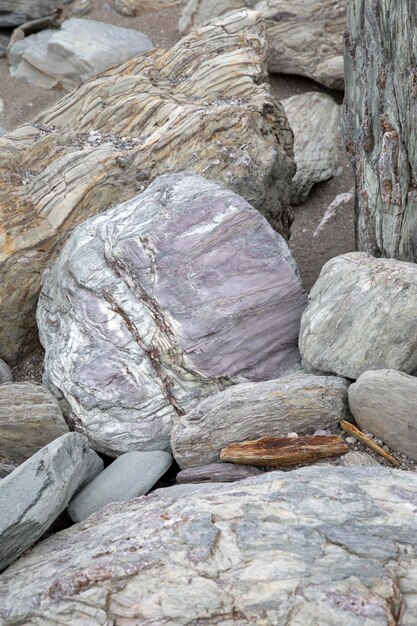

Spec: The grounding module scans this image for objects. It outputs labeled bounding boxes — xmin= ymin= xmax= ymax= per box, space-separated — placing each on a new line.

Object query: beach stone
xmin=176 ymin=463 xmax=263 ymax=484
xmin=282 ymin=92 xmax=342 ymax=205
xmin=179 ymin=0 xmax=346 ymax=89
xmin=0 ymin=10 xmax=295 ymax=366
xmin=339 ymin=451 xmax=381 ymax=468
xmin=68 ymin=451 xmax=173 ymax=522
xmin=0 ymin=432 xmax=96 ymax=572
xmin=0 ymin=459 xmax=18 ymax=479
xmin=171 ymin=372 xmax=349 ymax=468
xmin=0 ymin=1 xmax=57 ymax=27
xmin=0 ymin=382 xmax=68 ymax=463
xmin=70 ymin=0 xmax=91 ymax=15
xmin=8 ymin=18 xmax=154 ymax=90
xmin=38 ymin=172 xmax=306 ymax=456
xmin=299 ymin=252 xmax=417 ymax=379
xmin=0 ymin=359 xmax=12 ymax=384
xmin=1 ymin=466 xmax=417 ymax=624
xmin=114 ymin=0 xmax=177 ymax=15
xmin=349 ymin=370 xmax=417 ymax=463
xmin=152 ymin=482 xmax=225 ymax=497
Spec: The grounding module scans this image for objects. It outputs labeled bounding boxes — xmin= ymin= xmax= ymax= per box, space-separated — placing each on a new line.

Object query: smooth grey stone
xmin=176 ymin=463 xmax=263 ymax=484
xmin=152 ymin=483 xmax=227 ymax=498
xmin=299 ymin=252 xmax=417 ymax=379
xmin=68 ymin=451 xmax=173 ymax=522
xmin=0 ymin=128 xmax=7 ymax=137
xmin=0 ymin=0 xmax=56 ymax=28
xmin=0 ymin=432 xmax=93 ymax=572
xmin=349 ymin=370 xmax=417 ymax=462
xmin=0 ymin=359 xmax=12 ymax=384
xmin=38 ymin=172 xmax=306 ymax=456
xmin=3 ymin=466 xmax=417 ymax=624
xmin=171 ymin=372 xmax=349 ymax=468
xmin=339 ymin=451 xmax=381 ymax=468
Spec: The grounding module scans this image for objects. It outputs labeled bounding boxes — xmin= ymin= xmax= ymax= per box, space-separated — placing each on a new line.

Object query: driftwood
xmin=340 ymin=420 xmax=400 ymax=467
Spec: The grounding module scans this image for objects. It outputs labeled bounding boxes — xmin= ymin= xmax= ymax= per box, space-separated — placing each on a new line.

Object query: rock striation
xmin=0 ymin=1 xmax=57 ymax=27
xmin=37 ymin=172 xmax=306 ymax=456
xmin=0 ymin=466 xmax=416 ymax=624
xmin=299 ymin=252 xmax=417 ymax=379
xmin=176 ymin=463 xmax=262 ymax=484
xmin=0 ymin=9 xmax=295 ymax=365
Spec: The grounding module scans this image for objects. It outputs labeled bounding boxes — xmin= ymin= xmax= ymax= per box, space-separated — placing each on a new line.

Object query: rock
xmin=114 ymin=0 xmax=180 ymax=15
xmin=8 ymin=18 xmax=154 ymax=90
xmin=70 ymin=0 xmax=91 ymax=15
xmin=171 ymin=372 xmax=349 ymax=468
xmin=68 ymin=451 xmax=173 ymax=522
xmin=348 ymin=370 xmax=417 ymax=463
xmin=0 ymin=382 xmax=68 ymax=463
xmin=38 ymin=172 xmax=306 ymax=456
xmin=0 ymin=359 xmax=12 ymax=384
xmin=0 ymin=128 xmax=7 ymax=136
xmin=152 ymin=482 xmax=225 ymax=497
xmin=220 ymin=435 xmax=349 ymax=467
xmin=343 ymin=0 xmax=417 ymax=261
xmin=0 ymin=1 xmax=57 ymax=28
xmin=0 ymin=432 xmax=96 ymax=572
xmin=299 ymin=252 xmax=417 ymax=379
xmin=0 ymin=458 xmax=18 ymax=479
xmin=0 ymin=9 xmax=295 ymax=365
xmin=282 ymin=92 xmax=342 ymax=205
xmin=339 ymin=451 xmax=381 ymax=468
xmin=1 ymin=466 xmax=417 ymax=624
xmin=176 ymin=463 xmax=263 ymax=484
xmin=179 ymin=0 xmax=346 ymax=89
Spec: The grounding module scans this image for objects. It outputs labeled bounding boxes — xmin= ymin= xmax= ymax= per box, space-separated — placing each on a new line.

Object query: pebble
xmin=345 ymin=436 xmax=356 ymax=445
xmin=287 ymin=432 xmax=299 ymax=439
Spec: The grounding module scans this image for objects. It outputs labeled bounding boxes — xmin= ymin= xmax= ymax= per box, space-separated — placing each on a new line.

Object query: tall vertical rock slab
xmin=343 ymin=0 xmax=417 ymax=260
xmin=0 ymin=9 xmax=295 ymax=365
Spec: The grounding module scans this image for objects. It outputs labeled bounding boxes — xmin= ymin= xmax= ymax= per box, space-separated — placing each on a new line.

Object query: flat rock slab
xmin=349 ymin=369 xmax=417 ymax=463
xmin=176 ymin=462 xmax=263 ymax=484
xmin=0 ymin=382 xmax=68 ymax=463
xmin=0 ymin=9 xmax=295 ymax=365
xmin=0 ymin=432 xmax=97 ymax=572
xmin=171 ymin=372 xmax=349 ymax=468
xmin=299 ymin=252 xmax=417 ymax=379
xmin=0 ymin=0 xmax=56 ymax=27
xmin=179 ymin=0 xmax=346 ymax=89
xmin=68 ymin=451 xmax=173 ymax=522
xmin=282 ymin=92 xmax=342 ymax=205
xmin=2 ymin=466 xmax=417 ymax=624
xmin=38 ymin=172 xmax=306 ymax=456
xmin=8 ymin=18 xmax=154 ymax=90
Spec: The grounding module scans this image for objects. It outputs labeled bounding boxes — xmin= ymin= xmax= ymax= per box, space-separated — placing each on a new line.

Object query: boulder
xmin=348 ymin=370 xmax=417 ymax=463
xmin=37 ymin=172 xmax=306 ymax=456
xmin=0 ymin=359 xmax=12 ymax=384
xmin=68 ymin=451 xmax=173 ymax=522
xmin=0 ymin=9 xmax=295 ymax=365
xmin=0 ymin=432 xmax=99 ymax=572
xmin=0 ymin=382 xmax=68 ymax=463
xmin=8 ymin=19 xmax=154 ymax=90
xmin=171 ymin=372 xmax=349 ymax=468
xmin=1 ymin=466 xmax=416 ymax=624
xmin=282 ymin=92 xmax=342 ymax=205
xmin=179 ymin=0 xmax=346 ymax=89
xmin=0 ymin=1 xmax=57 ymax=27
xmin=176 ymin=462 xmax=263 ymax=484
xmin=299 ymin=252 xmax=417 ymax=379
xmin=343 ymin=0 xmax=417 ymax=261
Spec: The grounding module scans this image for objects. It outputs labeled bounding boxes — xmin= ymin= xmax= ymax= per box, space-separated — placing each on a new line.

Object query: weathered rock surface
xmin=114 ymin=0 xmax=181 ymax=15
xmin=179 ymin=0 xmax=346 ymax=89
xmin=349 ymin=370 xmax=417 ymax=463
xmin=282 ymin=92 xmax=342 ymax=205
xmin=0 ymin=1 xmax=57 ymax=27
xmin=0 ymin=359 xmax=12 ymax=384
xmin=38 ymin=172 xmax=306 ymax=456
xmin=153 ymin=482 xmax=224 ymax=497
xmin=343 ymin=0 xmax=417 ymax=261
xmin=8 ymin=19 xmax=154 ymax=90
xmin=299 ymin=252 xmax=417 ymax=379
xmin=1 ymin=466 xmax=417 ymax=624
xmin=0 ymin=9 xmax=295 ymax=365
xmin=0 ymin=459 xmax=18 ymax=479
xmin=68 ymin=451 xmax=173 ymax=522
xmin=0 ymin=382 xmax=68 ymax=463
xmin=0 ymin=432 xmax=97 ymax=572
xmin=176 ymin=462 xmax=263 ymax=484
xmin=171 ymin=372 xmax=349 ymax=468
xmin=339 ymin=451 xmax=381 ymax=468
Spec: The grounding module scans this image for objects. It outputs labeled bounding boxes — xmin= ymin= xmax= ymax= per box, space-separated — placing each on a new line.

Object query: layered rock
xmin=1 ymin=466 xmax=416 ymax=624
xmin=179 ymin=0 xmax=346 ymax=89
xmin=171 ymin=372 xmax=349 ymax=468
xmin=343 ymin=0 xmax=417 ymax=261
xmin=0 ymin=1 xmax=57 ymax=27
xmin=0 ymin=9 xmax=295 ymax=365
xmin=176 ymin=463 xmax=262 ymax=484
xmin=38 ymin=172 xmax=306 ymax=456
xmin=299 ymin=252 xmax=417 ymax=379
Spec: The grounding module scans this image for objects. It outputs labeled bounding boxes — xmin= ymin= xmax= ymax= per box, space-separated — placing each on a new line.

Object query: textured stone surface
xmin=179 ymin=0 xmax=346 ymax=89
xmin=68 ymin=451 xmax=173 ymax=522
xmin=0 ymin=1 xmax=56 ymax=27
xmin=153 ymin=482 xmax=224 ymax=497
xmin=339 ymin=451 xmax=381 ymax=468
xmin=38 ymin=172 xmax=306 ymax=456
xmin=0 ymin=359 xmax=12 ymax=384
xmin=114 ymin=0 xmax=181 ymax=15
xmin=171 ymin=372 xmax=349 ymax=468
xmin=282 ymin=92 xmax=342 ymax=205
xmin=299 ymin=252 xmax=417 ymax=379
xmin=0 ymin=432 xmax=95 ymax=572
xmin=343 ymin=0 xmax=417 ymax=261
xmin=0 ymin=9 xmax=295 ymax=365
xmin=176 ymin=462 xmax=263 ymax=484
xmin=0 ymin=382 xmax=68 ymax=463
xmin=8 ymin=19 xmax=154 ymax=90
xmin=349 ymin=370 xmax=417 ymax=463
xmin=1 ymin=466 xmax=417 ymax=624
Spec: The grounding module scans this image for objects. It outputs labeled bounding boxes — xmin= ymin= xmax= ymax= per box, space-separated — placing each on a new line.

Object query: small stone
xmin=287 ymin=432 xmax=299 ymax=439
xmin=71 ymin=0 xmax=91 ymax=15
xmin=339 ymin=451 xmax=381 ymax=467
xmin=313 ymin=429 xmax=329 ymax=437
xmin=345 ymin=436 xmax=356 ymax=445
xmin=0 ymin=359 xmax=12 ymax=384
